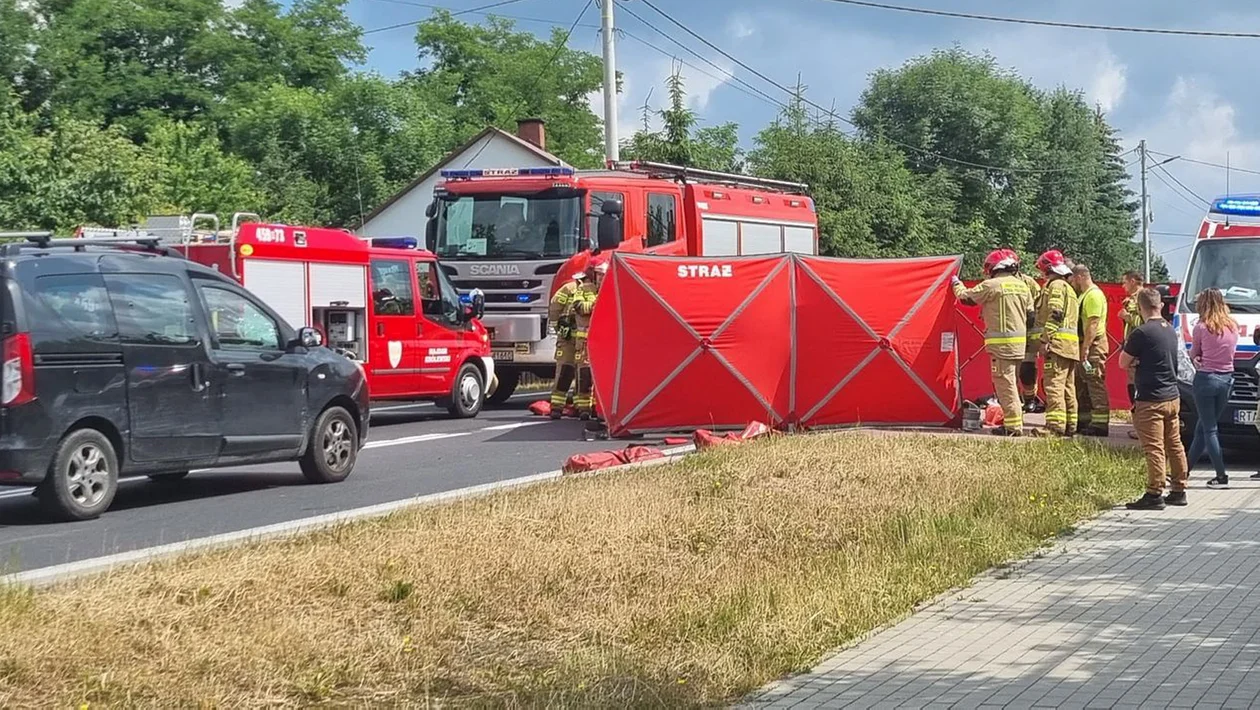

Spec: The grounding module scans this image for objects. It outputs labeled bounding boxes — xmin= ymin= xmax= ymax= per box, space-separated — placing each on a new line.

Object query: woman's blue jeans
xmin=1187 ymin=371 xmax=1234 ymax=479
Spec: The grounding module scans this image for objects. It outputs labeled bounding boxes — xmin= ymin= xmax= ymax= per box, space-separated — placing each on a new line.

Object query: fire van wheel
xmin=39 ymin=429 xmax=119 ymax=521
xmin=445 ymin=363 xmax=485 ymax=419
xmin=300 ymin=406 xmax=359 ymax=484
xmin=487 ymin=369 xmax=519 ymax=405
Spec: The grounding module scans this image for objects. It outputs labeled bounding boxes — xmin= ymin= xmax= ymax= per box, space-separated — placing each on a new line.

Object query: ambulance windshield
xmin=1182 ymin=239 xmax=1260 ymax=313
xmin=434 ymin=191 xmax=582 ymax=260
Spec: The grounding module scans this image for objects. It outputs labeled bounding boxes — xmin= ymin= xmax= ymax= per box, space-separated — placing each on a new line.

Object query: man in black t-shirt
xmin=1119 ymin=288 xmax=1188 ymax=510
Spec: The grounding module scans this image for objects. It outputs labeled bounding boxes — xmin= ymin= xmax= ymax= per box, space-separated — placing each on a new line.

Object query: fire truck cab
xmin=167 ymin=216 xmax=496 ymax=418
xmin=426 ymin=161 xmax=817 ymax=400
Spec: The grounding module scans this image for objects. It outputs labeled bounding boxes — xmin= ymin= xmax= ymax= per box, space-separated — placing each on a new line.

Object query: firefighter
xmin=952 ymin=249 xmax=1034 ymax=436
xmin=547 ymin=271 xmax=584 ymax=420
xmin=1118 ymin=270 xmax=1145 ymax=405
xmin=571 ymin=257 xmax=608 ymax=420
xmin=1072 ymin=264 xmax=1111 ymax=436
xmin=1033 ymin=250 xmax=1081 ymax=436
xmin=1016 ymin=260 xmax=1044 ymax=413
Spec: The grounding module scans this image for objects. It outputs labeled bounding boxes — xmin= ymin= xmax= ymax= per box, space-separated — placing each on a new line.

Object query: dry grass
xmin=0 ymin=433 xmax=1142 ymax=708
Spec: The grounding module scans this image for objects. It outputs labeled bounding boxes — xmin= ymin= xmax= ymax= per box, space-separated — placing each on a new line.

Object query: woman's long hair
xmin=1196 ymin=289 xmax=1236 ymax=336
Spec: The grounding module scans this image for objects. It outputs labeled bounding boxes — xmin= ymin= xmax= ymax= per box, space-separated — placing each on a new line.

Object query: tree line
xmin=0 ymin=0 xmax=1159 ymax=280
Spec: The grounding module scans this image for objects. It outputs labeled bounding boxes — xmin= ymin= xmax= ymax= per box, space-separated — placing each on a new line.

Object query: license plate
xmin=1235 ymin=409 xmax=1257 ymax=425
xmin=492 ymin=349 xmax=515 ymax=362
xmin=515 ymin=342 xmax=532 ymax=355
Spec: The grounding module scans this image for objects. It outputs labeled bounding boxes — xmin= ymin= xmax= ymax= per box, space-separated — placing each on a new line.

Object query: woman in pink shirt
xmin=1188 ymin=289 xmax=1239 ymax=488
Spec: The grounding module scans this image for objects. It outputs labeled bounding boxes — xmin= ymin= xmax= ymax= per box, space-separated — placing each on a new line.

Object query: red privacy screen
xmin=588 ymin=252 xmax=963 ymax=436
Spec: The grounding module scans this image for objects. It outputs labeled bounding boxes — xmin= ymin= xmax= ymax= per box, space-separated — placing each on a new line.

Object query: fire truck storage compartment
xmin=242 ymin=259 xmax=308 ymax=329
xmin=309 ymin=262 xmax=368 ymax=359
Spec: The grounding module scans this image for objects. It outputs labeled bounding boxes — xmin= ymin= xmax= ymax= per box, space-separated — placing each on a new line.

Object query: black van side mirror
xmin=297 ymin=326 xmax=323 ymax=349
xmin=596 ymin=199 xmax=623 ymax=251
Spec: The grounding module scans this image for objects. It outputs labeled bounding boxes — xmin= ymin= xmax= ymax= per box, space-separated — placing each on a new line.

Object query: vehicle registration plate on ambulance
xmin=492 ymin=349 xmax=515 ymax=362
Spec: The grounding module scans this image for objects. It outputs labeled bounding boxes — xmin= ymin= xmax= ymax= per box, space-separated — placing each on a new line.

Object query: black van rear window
xmin=31 ymin=274 xmax=117 ymax=341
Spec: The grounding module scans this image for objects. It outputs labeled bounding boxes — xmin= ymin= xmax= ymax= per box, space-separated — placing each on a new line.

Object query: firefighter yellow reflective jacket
xmin=1119 ymin=295 xmax=1143 ymax=342
xmin=953 ymin=274 xmax=1034 ymax=360
xmin=549 ymin=280 xmax=581 ymax=341
xmin=1018 ymin=273 xmax=1043 ymax=345
xmin=1037 ymin=277 xmax=1081 ymax=360
xmin=570 ymin=282 xmax=599 ymax=340
xmin=1078 ymin=283 xmax=1109 ymax=358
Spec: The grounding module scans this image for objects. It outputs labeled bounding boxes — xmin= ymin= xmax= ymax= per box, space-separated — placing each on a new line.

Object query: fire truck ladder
xmin=608 ymin=160 xmax=809 ymax=193
xmin=164 ymin=211 xmax=261 ymax=279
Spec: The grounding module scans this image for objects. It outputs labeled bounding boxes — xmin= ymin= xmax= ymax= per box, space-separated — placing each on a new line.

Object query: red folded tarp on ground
xmin=588 ymin=252 xmax=963 ymax=436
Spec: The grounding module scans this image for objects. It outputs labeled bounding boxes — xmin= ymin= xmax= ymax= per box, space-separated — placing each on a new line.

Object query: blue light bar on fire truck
xmin=370 ymin=236 xmax=419 ymax=250
xmin=439 ymin=167 xmax=576 ymax=179
xmin=1211 ymin=195 xmax=1260 ymax=216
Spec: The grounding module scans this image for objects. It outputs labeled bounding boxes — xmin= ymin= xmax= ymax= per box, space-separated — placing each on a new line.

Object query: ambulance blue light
xmin=459 ymin=292 xmax=472 ymax=303
xmin=439 ymin=167 xmax=576 ymax=179
xmin=370 ymin=236 xmax=419 ymax=250
xmin=516 ymin=294 xmax=531 ymax=303
xmin=1211 ymin=195 xmax=1260 ymax=216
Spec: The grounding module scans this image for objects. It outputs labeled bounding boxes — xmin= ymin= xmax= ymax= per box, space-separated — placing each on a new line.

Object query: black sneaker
xmin=1164 ymin=491 xmax=1188 ymax=506
xmin=549 ymin=408 xmax=563 ymax=421
xmin=991 ymin=427 xmax=1023 ymax=437
xmin=1126 ymin=493 xmax=1167 ymax=511
xmin=1207 ymin=476 xmax=1230 ymax=489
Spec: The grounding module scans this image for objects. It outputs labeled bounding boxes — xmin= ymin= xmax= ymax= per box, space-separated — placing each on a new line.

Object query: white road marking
xmin=362 ymin=432 xmax=469 ymax=449
xmin=4 ymin=445 xmax=697 ymax=587
xmin=480 ymin=421 xmax=547 ymax=432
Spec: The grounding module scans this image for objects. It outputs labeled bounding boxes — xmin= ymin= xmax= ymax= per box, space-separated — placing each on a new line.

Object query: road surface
xmin=0 ymin=395 xmax=617 ymax=574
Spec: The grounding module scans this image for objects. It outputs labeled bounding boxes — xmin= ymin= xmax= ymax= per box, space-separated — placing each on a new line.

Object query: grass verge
xmin=0 ymin=433 xmax=1142 ymax=708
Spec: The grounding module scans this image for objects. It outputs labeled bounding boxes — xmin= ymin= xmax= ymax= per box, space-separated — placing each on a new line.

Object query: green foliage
xmin=142 ymin=121 xmax=263 ymax=218
xmin=623 ymin=71 xmax=742 ymax=173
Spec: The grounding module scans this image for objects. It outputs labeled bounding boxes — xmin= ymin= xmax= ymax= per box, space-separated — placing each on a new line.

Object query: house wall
xmin=359 ymin=134 xmax=558 ymax=238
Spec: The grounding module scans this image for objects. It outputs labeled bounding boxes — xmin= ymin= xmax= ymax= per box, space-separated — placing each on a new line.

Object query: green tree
xmin=852 ymin=48 xmax=1047 ymax=256
xmin=408 ymin=12 xmax=605 ymax=167
xmin=749 ymin=91 xmax=955 ymax=258
xmin=622 ymin=70 xmax=742 ymax=172
xmin=141 ymin=120 xmax=263 ymax=218
xmin=0 ymin=0 xmax=36 ymax=96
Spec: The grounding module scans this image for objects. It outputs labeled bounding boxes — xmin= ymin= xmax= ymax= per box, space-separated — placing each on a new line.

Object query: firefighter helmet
xmin=588 ymin=253 xmax=611 ymax=275
xmin=983 ymin=248 xmax=1019 ymax=276
xmin=1035 ymin=249 xmax=1072 ymax=277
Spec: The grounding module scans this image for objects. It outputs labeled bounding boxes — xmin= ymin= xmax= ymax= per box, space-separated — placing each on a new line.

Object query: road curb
xmin=2 ymin=445 xmax=696 ymax=589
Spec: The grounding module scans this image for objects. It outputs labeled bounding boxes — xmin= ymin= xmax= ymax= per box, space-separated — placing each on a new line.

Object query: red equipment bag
xmin=562 ymin=445 xmax=666 ymax=473
xmin=984 ymin=402 xmax=1005 ymax=427
xmin=529 ymin=400 xmax=552 ymax=417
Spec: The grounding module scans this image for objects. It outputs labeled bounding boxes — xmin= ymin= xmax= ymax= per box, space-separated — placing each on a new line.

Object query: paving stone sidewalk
xmin=747 ymin=463 xmax=1260 ymax=709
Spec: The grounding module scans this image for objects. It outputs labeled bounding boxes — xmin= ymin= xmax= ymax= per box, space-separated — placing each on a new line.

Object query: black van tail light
xmin=1 ymin=333 xmax=35 ymax=407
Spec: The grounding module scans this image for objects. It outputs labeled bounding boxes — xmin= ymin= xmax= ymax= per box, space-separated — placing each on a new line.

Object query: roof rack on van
xmin=0 ymin=232 xmax=182 ymax=258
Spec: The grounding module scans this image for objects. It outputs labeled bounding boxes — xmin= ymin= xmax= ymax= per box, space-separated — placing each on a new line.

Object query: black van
xmin=0 ymin=236 xmax=370 ymax=520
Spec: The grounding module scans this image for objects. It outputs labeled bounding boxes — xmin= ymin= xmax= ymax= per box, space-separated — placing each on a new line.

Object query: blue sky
xmin=345 ymin=0 xmax=1260 ymax=276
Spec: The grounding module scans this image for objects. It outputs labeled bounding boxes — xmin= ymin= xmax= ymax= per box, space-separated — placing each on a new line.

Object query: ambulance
xmin=425 ymin=161 xmax=818 ymax=401
xmin=1174 ymin=195 xmax=1260 ymax=444
xmin=157 ymin=214 xmax=496 ymax=418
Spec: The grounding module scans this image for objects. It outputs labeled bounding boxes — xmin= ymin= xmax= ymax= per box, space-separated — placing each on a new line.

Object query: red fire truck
xmin=155 ymin=215 xmax=496 ymax=417
xmin=425 ymin=161 xmax=818 ymax=399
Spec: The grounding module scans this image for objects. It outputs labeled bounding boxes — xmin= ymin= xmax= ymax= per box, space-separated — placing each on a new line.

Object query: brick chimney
xmin=516 ymin=118 xmax=546 ymax=151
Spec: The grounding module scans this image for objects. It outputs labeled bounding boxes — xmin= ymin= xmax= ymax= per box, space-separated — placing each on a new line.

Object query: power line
xmin=1153 ymin=162 xmax=1210 ymax=205
xmin=459 ymin=0 xmax=594 ymax=168
xmin=1148 ymin=150 xmax=1260 ymax=178
xmin=815 ymin=0 xmax=1260 ymax=39
xmin=637 ymin=0 xmax=1093 ymax=176
xmin=363 ymin=0 xmax=531 ymax=35
xmin=1150 ymin=169 xmax=1209 ymax=215
xmin=361 ymin=0 xmax=601 ymax=30
xmin=1151 ymin=163 xmax=1209 ymax=209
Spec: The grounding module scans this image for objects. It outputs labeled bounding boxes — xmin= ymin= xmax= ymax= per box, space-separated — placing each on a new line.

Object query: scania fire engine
xmin=425 ymin=161 xmax=819 ymax=401
xmin=149 ymin=213 xmax=496 ymax=418
xmin=1174 ymin=194 xmax=1260 ymax=444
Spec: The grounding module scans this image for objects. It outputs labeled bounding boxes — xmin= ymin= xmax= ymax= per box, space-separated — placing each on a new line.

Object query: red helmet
xmin=1035 ymin=249 xmax=1071 ymax=276
xmin=982 ymin=248 xmax=1019 ymax=276
xmin=587 ymin=252 xmax=611 ymax=276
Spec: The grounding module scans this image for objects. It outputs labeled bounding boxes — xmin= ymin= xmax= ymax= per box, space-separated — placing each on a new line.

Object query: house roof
xmin=360 ymin=126 xmax=565 ymax=226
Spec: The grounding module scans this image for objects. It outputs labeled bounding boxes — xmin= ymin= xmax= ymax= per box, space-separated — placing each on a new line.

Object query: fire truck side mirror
xmin=596 ymin=199 xmax=624 ymax=251
xmin=425 ymin=218 xmax=437 ymax=252
xmin=425 ymin=200 xmax=437 ymax=219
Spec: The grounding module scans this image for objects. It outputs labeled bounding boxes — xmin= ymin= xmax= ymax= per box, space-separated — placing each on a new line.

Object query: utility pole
xmin=1139 ymin=139 xmax=1149 ymax=283
xmin=601 ymin=0 xmax=619 ymax=163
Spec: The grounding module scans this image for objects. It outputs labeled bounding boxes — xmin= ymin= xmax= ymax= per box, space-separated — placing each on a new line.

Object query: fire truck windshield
xmin=1182 ymin=239 xmax=1260 ymax=313
xmin=434 ymin=192 xmax=582 ymax=261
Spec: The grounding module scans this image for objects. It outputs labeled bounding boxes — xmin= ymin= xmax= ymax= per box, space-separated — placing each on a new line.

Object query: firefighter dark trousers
xmin=1044 ymin=353 xmax=1078 ymax=435
xmin=550 ymin=363 xmax=575 ymax=417
xmin=576 ymin=367 xmax=594 ymax=417
xmin=1076 ymin=356 xmax=1110 ymax=432
xmin=992 ymin=357 xmax=1023 ymax=431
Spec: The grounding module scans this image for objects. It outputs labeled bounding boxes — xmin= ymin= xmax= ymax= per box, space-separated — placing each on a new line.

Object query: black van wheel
xmin=300 ymin=406 xmax=359 ymax=484
xmin=40 ymin=429 xmax=119 ymax=521
xmin=445 ymin=363 xmax=485 ymax=418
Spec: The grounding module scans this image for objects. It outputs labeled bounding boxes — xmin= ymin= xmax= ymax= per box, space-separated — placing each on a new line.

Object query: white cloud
xmin=587 ymin=53 xmax=734 ymax=146
xmin=1087 ymin=55 xmax=1127 ymax=115
xmin=727 ymin=14 xmax=756 ymax=41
